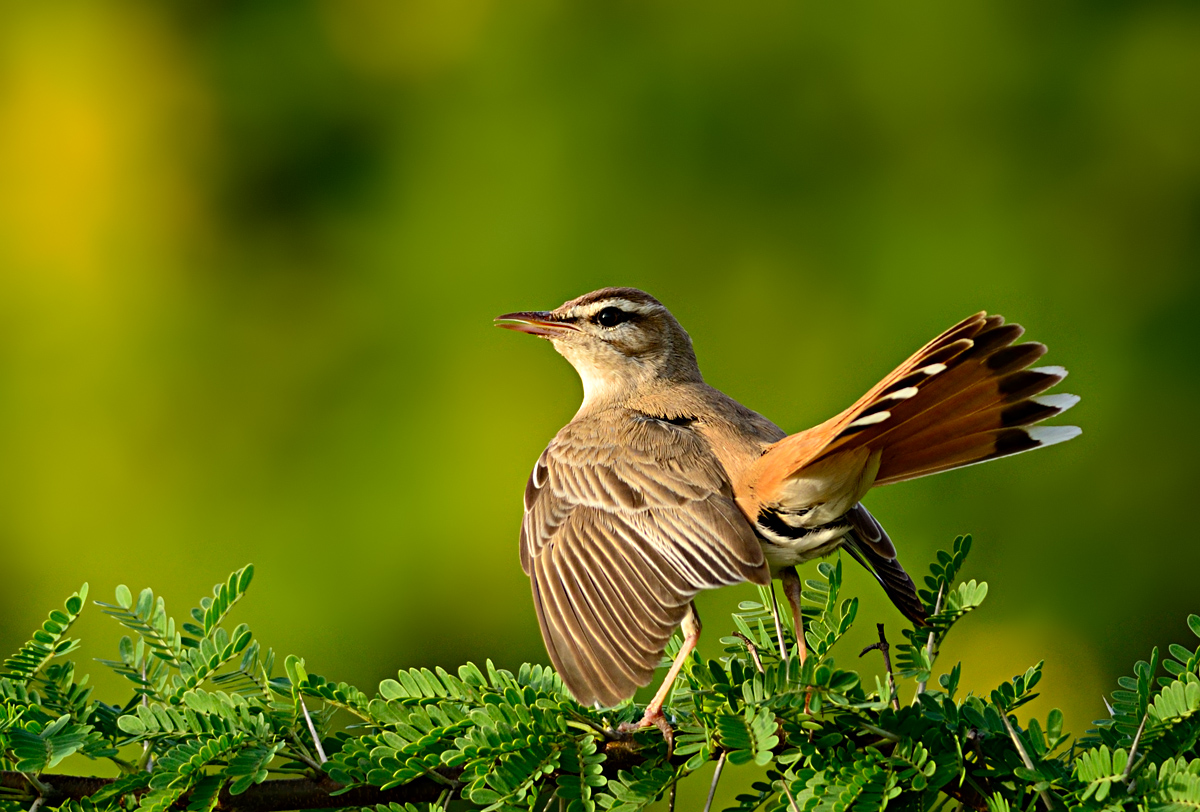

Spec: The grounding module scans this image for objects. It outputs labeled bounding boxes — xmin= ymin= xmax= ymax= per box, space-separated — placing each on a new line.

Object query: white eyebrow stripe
xmin=572 ymin=299 xmax=662 ymax=318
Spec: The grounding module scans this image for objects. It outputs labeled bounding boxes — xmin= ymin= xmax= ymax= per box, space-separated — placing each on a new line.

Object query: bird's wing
xmin=521 ymin=413 xmax=770 ymax=707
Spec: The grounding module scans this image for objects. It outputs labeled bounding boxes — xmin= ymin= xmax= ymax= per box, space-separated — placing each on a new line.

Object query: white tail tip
xmin=1031 ymin=393 xmax=1081 ymax=413
xmin=1027 ymin=425 xmax=1082 ymax=447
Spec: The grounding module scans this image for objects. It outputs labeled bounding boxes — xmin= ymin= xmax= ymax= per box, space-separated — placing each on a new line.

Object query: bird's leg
xmin=781 ymin=567 xmax=807 ymax=668
xmin=623 ymin=603 xmax=701 ymax=750
xmin=782 ymin=567 xmax=812 ymax=712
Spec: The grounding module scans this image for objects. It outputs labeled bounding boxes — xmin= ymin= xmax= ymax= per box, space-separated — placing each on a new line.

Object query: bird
xmin=496 ymin=287 xmax=1079 ymax=731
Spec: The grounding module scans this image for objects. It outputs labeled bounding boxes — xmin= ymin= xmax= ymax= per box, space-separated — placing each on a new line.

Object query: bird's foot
xmin=618 ymin=709 xmax=675 ymax=755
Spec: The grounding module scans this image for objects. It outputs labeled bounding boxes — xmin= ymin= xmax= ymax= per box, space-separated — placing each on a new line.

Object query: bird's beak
xmin=494 ymin=311 xmax=580 ymax=337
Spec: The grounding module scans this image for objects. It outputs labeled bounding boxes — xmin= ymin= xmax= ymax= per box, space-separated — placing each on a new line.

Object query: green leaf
xmin=12 ymin=540 xmax=1200 ymax=812
xmin=285 ymin=654 xmax=308 ymax=687
xmin=117 ymin=715 xmax=148 ymax=735
xmin=1 ymin=584 xmax=89 ymax=683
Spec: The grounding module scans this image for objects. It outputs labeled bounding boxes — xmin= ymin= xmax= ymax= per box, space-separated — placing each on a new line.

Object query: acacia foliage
xmin=0 ymin=540 xmax=1196 ymax=812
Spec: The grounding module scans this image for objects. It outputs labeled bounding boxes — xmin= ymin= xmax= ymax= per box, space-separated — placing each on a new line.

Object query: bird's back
xmin=621 ymin=381 xmax=786 ymax=494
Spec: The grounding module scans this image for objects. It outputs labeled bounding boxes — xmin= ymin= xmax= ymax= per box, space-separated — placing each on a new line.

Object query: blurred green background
xmin=1 ymin=0 xmax=1198 ymax=804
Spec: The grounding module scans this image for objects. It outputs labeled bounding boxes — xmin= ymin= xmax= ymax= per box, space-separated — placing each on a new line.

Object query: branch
xmin=0 ymin=739 xmax=658 ymax=812
xmin=0 ymin=771 xmax=451 ymax=811
xmin=860 ymin=623 xmax=900 ymax=711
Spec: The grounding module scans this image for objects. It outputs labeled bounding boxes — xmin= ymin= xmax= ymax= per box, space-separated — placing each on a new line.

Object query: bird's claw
xmin=617 ymin=710 xmax=675 ymax=755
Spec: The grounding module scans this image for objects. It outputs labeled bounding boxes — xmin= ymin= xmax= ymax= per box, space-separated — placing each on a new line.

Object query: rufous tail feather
xmin=751 ymin=312 xmax=1080 ymax=499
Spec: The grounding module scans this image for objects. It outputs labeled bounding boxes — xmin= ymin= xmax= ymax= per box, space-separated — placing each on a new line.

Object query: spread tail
xmin=749 ymin=312 xmax=1080 ymax=503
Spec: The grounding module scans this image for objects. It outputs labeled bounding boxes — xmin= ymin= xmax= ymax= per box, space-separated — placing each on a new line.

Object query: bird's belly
xmin=757 ymin=523 xmax=851 ymax=571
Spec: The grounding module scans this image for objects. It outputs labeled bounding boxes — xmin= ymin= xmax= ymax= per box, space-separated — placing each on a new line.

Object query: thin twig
xmin=28 ymin=797 xmax=43 ymax=812
xmin=860 ymin=624 xmax=900 ymax=711
xmin=297 ymin=694 xmax=327 ymax=764
xmin=1123 ymin=712 xmax=1150 ymax=783
xmin=733 ymin=632 xmax=764 ymax=673
xmin=20 ymin=774 xmax=51 ymax=797
xmin=418 ymin=765 xmax=458 ymax=789
xmin=657 ymin=761 xmax=690 ymax=810
xmin=915 ymin=583 xmax=945 ymax=696
xmin=702 ymin=751 xmax=727 ymax=812
xmin=141 ymin=662 xmax=153 ymax=773
xmin=859 ymin=722 xmax=901 ymax=742
xmin=770 ymin=587 xmax=790 ymax=663
xmin=782 ymin=778 xmax=801 ymax=812
xmin=999 ymin=710 xmax=1056 ymax=811
xmin=286 ymin=746 xmax=323 ymax=773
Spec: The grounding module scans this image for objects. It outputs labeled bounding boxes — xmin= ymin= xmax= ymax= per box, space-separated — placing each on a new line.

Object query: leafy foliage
xmin=894 ymin=534 xmax=988 ymax=684
xmin=0 ymin=543 xmax=1196 ymax=812
xmin=1 ymin=586 xmax=88 ymax=684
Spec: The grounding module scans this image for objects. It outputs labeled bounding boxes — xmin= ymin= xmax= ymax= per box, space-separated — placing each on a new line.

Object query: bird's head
xmin=496 ymin=287 xmax=702 ymax=409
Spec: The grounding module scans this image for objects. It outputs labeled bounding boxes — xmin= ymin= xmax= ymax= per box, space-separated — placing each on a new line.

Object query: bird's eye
xmin=594 ymin=307 xmax=629 ymax=328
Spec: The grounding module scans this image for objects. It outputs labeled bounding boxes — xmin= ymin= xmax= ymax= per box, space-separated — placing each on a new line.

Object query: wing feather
xmin=521 ymin=412 xmax=768 ymax=707
xmin=552 ymin=544 xmax=648 ymax=684
xmin=568 ymin=545 xmax=663 ymax=666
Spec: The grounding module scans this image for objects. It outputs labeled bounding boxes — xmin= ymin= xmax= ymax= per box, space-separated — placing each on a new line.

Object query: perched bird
xmin=496 ymin=288 xmax=1079 ymax=730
